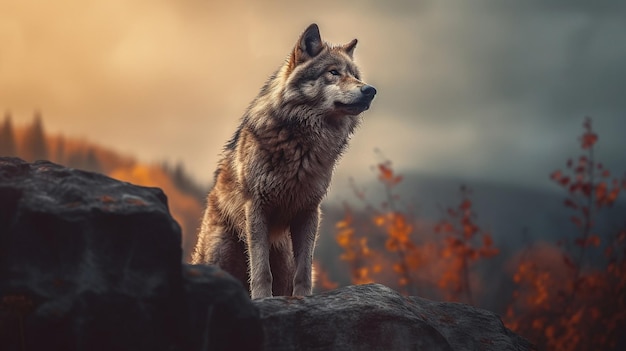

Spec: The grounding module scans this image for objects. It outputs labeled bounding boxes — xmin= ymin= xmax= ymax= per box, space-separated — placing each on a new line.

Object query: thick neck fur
xmin=241 ymin=53 xmax=361 ymax=164
xmin=213 ymin=56 xmax=360 ymax=214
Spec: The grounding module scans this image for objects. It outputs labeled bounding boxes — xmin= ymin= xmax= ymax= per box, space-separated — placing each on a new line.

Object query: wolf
xmin=191 ymin=23 xmax=376 ymax=299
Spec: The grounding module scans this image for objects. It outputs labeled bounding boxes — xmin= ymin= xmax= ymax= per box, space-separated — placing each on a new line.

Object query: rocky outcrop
xmin=0 ymin=157 xmax=261 ymax=351
xmin=255 ymin=283 xmax=535 ymax=351
xmin=0 ymin=157 xmax=534 ymax=351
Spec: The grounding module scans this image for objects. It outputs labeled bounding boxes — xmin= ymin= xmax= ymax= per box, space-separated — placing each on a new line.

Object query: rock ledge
xmin=0 ymin=158 xmax=534 ymax=351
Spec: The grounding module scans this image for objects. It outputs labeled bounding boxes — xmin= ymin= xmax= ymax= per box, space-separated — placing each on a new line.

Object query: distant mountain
xmin=322 ymin=171 xmax=625 ymax=247
xmin=316 ymin=171 xmax=626 ymax=304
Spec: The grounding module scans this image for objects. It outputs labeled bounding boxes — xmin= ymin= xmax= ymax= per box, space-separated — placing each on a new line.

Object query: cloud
xmin=1 ymin=0 xmax=624 ymax=190
xmin=345 ymin=1 xmax=626 ymax=187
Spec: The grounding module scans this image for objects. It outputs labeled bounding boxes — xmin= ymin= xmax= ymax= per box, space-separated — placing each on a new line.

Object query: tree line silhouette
xmin=1 ymin=111 xmax=102 ymax=173
xmin=0 ymin=111 xmax=205 ymax=260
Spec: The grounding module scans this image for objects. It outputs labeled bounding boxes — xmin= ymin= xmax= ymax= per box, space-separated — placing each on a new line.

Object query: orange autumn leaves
xmin=3 ymin=116 xmax=203 ymax=260
xmin=504 ymin=117 xmax=626 ymax=351
xmin=336 ymin=207 xmax=380 ymax=285
xmin=335 ymin=160 xmax=499 ymax=300
xmin=505 ymin=236 xmax=626 ymax=351
xmin=332 ymin=117 xmax=626 ymax=351
xmin=377 ymin=161 xmax=403 ymax=186
xmin=375 ymin=211 xmax=419 ymax=291
xmin=579 ymin=117 xmax=598 ymax=150
xmin=434 ymin=186 xmax=499 ymax=303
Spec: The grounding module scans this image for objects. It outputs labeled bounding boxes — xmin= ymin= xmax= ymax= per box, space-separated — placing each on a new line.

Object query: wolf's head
xmin=281 ymin=24 xmax=377 ymax=118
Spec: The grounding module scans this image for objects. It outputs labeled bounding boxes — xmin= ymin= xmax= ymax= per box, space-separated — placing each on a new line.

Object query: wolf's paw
xmin=251 ymin=287 xmax=273 ymax=299
xmin=292 ymin=285 xmax=312 ymax=297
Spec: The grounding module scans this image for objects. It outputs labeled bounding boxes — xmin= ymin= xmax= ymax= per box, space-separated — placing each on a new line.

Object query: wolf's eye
xmin=329 ymin=69 xmax=340 ymax=76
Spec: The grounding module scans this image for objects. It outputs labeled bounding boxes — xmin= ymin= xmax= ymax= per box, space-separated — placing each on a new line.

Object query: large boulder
xmin=181 ymin=264 xmax=263 ymax=351
xmin=0 ymin=157 xmax=262 ymax=351
xmin=0 ymin=157 xmax=533 ymax=351
xmin=255 ymin=284 xmax=535 ymax=351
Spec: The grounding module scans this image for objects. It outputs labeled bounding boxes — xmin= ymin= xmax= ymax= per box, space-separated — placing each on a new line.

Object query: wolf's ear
xmin=299 ymin=23 xmax=324 ymax=58
xmin=289 ymin=23 xmax=324 ymax=70
xmin=343 ymin=39 xmax=358 ymax=58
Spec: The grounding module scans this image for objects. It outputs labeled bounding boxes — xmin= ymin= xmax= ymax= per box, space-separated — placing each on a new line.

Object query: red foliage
xmin=580 ymin=117 xmax=598 ymax=150
xmin=434 ymin=186 xmax=499 ymax=303
xmin=335 ymin=160 xmax=499 ymax=300
xmin=377 ymin=160 xmax=403 ymax=187
xmin=330 ymin=117 xmax=625 ymax=350
xmin=505 ymin=117 xmax=626 ymax=351
xmin=335 ymin=205 xmax=378 ymax=285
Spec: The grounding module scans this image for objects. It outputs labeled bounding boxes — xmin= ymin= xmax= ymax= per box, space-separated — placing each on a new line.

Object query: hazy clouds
xmin=2 ymin=0 xmax=624 ymax=192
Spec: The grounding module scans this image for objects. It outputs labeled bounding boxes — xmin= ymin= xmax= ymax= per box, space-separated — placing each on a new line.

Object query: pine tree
xmin=0 ymin=111 xmax=17 ymax=156
xmin=23 ymin=111 xmax=48 ymax=161
xmin=83 ymin=148 xmax=101 ymax=173
xmin=54 ymin=135 xmax=66 ymax=164
xmin=66 ymin=151 xmax=84 ymax=170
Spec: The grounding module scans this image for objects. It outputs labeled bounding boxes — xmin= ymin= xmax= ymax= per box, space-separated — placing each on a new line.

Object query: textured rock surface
xmin=0 ymin=157 xmax=533 ymax=351
xmin=182 ymin=264 xmax=263 ymax=351
xmin=0 ymin=157 xmax=262 ymax=351
xmin=255 ymin=284 xmax=536 ymax=351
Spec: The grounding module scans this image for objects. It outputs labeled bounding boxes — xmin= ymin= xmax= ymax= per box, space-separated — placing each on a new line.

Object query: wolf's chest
xmin=255 ymin=146 xmax=333 ymax=209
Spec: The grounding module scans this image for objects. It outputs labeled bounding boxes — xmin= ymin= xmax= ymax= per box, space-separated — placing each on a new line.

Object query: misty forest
xmin=1 ymin=111 xmax=624 ymax=351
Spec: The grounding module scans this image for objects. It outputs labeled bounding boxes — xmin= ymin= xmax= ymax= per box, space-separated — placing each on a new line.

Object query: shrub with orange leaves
xmin=336 ymin=117 xmax=625 ymax=350
xmin=334 ymin=159 xmax=423 ymax=293
xmin=434 ymin=185 xmax=499 ymax=304
xmin=336 ymin=157 xmax=499 ymax=300
xmin=505 ymin=244 xmax=626 ymax=351
xmin=375 ymin=212 xmax=419 ymax=289
xmin=505 ymin=117 xmax=626 ymax=351
xmin=335 ymin=204 xmax=379 ymax=285
xmin=369 ymin=160 xmax=424 ymax=294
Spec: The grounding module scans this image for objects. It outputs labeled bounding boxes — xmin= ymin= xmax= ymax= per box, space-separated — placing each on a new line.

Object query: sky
xmin=2 ymin=0 xmax=625 ymax=195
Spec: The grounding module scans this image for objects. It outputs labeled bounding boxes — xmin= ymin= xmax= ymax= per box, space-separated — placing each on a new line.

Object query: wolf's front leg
xmin=290 ymin=208 xmax=320 ymax=296
xmin=245 ymin=202 xmax=273 ymax=299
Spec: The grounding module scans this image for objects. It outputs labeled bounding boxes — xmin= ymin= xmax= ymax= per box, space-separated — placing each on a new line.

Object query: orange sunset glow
xmin=2 ymin=2 xmax=626 ymax=350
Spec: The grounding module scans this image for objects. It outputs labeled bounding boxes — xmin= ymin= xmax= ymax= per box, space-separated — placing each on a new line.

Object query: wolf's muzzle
xmin=360 ymin=84 xmax=377 ymax=98
xmin=334 ymin=84 xmax=377 ymax=114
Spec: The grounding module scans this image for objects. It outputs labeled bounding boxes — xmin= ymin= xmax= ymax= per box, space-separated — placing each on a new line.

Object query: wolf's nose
xmin=360 ymin=85 xmax=377 ymax=97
